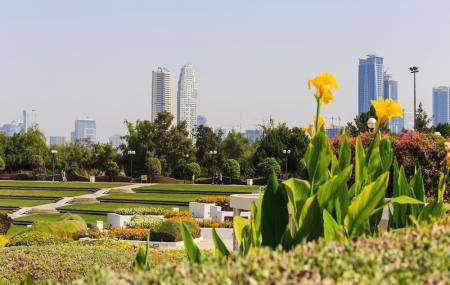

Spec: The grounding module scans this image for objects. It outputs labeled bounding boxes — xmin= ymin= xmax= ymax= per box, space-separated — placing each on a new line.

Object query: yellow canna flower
xmin=303 ymin=124 xmax=313 ymax=137
xmin=314 ymin=115 xmax=326 ymax=130
xmin=370 ymin=96 xmax=403 ymax=125
xmin=307 ymin=72 xmax=338 ymax=104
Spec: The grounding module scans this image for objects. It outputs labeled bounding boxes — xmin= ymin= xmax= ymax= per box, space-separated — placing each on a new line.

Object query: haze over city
xmin=2 ymin=1 xmax=450 ymax=141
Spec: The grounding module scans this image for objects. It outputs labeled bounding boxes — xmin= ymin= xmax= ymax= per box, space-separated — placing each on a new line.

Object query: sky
xmin=1 ymin=1 xmax=450 ymax=141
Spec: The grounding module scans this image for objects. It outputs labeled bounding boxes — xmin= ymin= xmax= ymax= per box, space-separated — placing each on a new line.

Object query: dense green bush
xmin=0 ymin=245 xmax=134 ymax=284
xmin=184 ymin=162 xmax=201 ymax=178
xmin=89 ymin=228 xmax=149 ymax=241
xmin=77 ymin=218 xmax=449 ymax=284
xmin=0 ymin=213 xmax=12 ymax=235
xmin=221 ymin=159 xmax=240 ymax=183
xmin=257 ymin=157 xmax=281 ymax=177
xmin=151 ymin=220 xmax=200 ymax=242
xmin=6 ymin=231 xmax=62 ymax=246
xmin=127 ymin=215 xmax=163 ymax=231
xmin=0 ymin=156 xmax=5 ymax=172
xmin=115 ymin=207 xmax=166 ymax=216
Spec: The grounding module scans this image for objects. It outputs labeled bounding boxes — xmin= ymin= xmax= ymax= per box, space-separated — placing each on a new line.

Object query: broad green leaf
xmin=366 ymin=133 xmax=383 ymax=179
xmin=344 ymin=172 xmax=389 ymax=236
xmin=338 ymin=131 xmax=351 ymax=172
xmin=294 ymin=196 xmax=323 ymax=243
xmin=304 ymin=129 xmax=332 ymax=189
xmin=354 ymin=137 xmax=367 ymax=195
xmin=280 ymin=228 xmax=293 ymax=251
xmin=437 ymin=171 xmax=448 ymax=203
xmin=233 ymin=216 xmax=250 ymax=248
xmin=261 ymin=171 xmax=289 ymax=249
xmin=331 ymin=154 xmax=340 ymax=176
xmin=443 ymin=203 xmax=450 ymax=213
xmin=250 ymin=200 xmax=261 ymax=246
xmin=133 ymin=246 xmax=148 ymax=270
xmin=379 ymin=137 xmax=393 ymax=172
xmin=410 ymin=167 xmax=425 ymax=202
xmin=323 ymin=209 xmax=340 ymax=240
xmin=390 ymin=196 xmax=424 ymax=205
xmin=282 ymin=178 xmax=310 ymax=229
xmin=334 ymin=183 xmax=349 ymax=225
xmin=181 ymin=221 xmax=202 ymax=263
xmin=419 ymin=200 xmax=444 ymax=222
xmin=212 ymin=228 xmax=230 ymax=259
xmin=316 ymin=165 xmax=353 ymax=209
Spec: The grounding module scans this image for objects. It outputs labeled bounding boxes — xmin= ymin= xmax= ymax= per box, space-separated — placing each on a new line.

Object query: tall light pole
xmin=282 ymin=149 xmax=291 ymax=179
xmin=183 ymin=154 xmax=189 ymax=184
xmin=51 ymin=150 xmax=58 ymax=182
xmin=209 ymin=150 xmax=217 ymax=184
xmin=127 ymin=150 xmax=136 ymax=182
xmin=409 ymin=66 xmax=419 ymax=130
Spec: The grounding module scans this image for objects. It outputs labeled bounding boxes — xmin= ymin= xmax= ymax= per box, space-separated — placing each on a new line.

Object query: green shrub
xmin=195 ymin=195 xmax=230 ymax=204
xmin=89 ymin=228 xmax=148 ymax=241
xmin=0 ymin=213 xmax=12 ymax=235
xmin=29 ymin=214 xmax=87 ymax=237
xmin=152 ymin=220 xmax=200 ymax=242
xmin=163 ymin=210 xmax=193 ymax=219
xmin=221 ymin=159 xmax=240 ymax=183
xmin=6 ymin=231 xmax=62 ymax=246
xmin=184 ymin=162 xmax=201 ymax=178
xmin=197 ymin=219 xmax=233 ymax=228
xmin=115 ymin=207 xmax=166 ymax=216
xmin=257 ymin=157 xmax=281 ymax=178
xmin=0 ymin=156 xmax=5 ymax=172
xmin=127 ymin=215 xmax=163 ymax=231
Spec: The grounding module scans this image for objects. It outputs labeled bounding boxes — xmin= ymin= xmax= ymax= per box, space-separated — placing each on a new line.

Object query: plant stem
xmin=314 ymin=100 xmax=321 ymax=133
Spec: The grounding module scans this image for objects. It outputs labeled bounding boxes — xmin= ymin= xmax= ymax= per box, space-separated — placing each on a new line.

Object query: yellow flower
xmin=314 ymin=115 xmax=326 ymax=130
xmin=307 ymin=72 xmax=338 ymax=104
xmin=370 ymin=96 xmax=403 ymax=125
xmin=303 ymin=124 xmax=313 ymax=137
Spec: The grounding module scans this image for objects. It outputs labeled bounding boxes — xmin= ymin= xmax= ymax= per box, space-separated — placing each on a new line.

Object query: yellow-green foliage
xmin=28 ymin=214 xmax=87 ymax=236
xmin=6 ymin=231 xmax=62 ymax=246
xmin=0 ymin=235 xmax=9 ymax=246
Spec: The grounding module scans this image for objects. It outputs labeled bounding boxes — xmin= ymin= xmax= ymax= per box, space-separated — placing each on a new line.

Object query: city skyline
xmin=2 ymin=1 xmax=450 ymax=140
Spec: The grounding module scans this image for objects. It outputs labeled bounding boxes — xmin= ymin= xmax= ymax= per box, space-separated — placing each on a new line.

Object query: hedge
xmin=76 ymin=218 xmax=449 ymax=284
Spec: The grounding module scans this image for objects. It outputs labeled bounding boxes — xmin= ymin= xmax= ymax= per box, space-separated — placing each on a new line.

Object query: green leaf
xmin=304 ymin=128 xmax=332 ymax=190
xmin=345 ymin=172 xmax=389 ymax=236
xmin=133 ymin=246 xmax=148 ymax=270
xmin=180 ymin=221 xmax=202 ymax=263
xmin=354 ymin=137 xmax=367 ymax=196
xmin=294 ymin=196 xmax=323 ymax=243
xmin=366 ymin=133 xmax=383 ymax=179
xmin=261 ymin=170 xmax=289 ymax=249
xmin=233 ymin=216 xmax=250 ymax=249
xmin=281 ymin=178 xmax=310 ymax=229
xmin=379 ymin=137 xmax=393 ymax=172
xmin=323 ymin=209 xmax=340 ymax=241
xmin=390 ymin=196 xmax=424 ymax=205
xmin=419 ymin=200 xmax=444 ymax=222
xmin=280 ymin=228 xmax=293 ymax=251
xmin=338 ymin=131 xmax=352 ymax=171
xmin=316 ymin=165 xmax=353 ymax=209
xmin=410 ymin=167 xmax=425 ymax=202
xmin=212 ymin=228 xmax=230 ymax=259
xmin=437 ymin=171 xmax=448 ymax=203
xmin=250 ymin=200 xmax=261 ymax=246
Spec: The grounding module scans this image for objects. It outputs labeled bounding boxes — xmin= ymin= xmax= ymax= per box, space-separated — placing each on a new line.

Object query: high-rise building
xmin=151 ymin=67 xmax=173 ymax=121
xmin=49 ymin=136 xmax=66 ymax=146
xmin=177 ymin=64 xmax=198 ymax=137
xmin=403 ymin=110 xmax=414 ymax=130
xmin=0 ymin=120 xmax=23 ymax=136
xmin=432 ymin=86 xmax=450 ymax=126
xmin=325 ymin=126 xmax=344 ymax=139
xmin=244 ymin=129 xmax=262 ymax=142
xmin=197 ymin=115 xmax=207 ymax=126
xmin=109 ymin=134 xmax=123 ymax=149
xmin=358 ymin=55 xmax=384 ymax=114
xmin=22 ymin=110 xmax=37 ymax=133
xmin=72 ymin=118 xmax=96 ymax=143
xmin=383 ymin=73 xmax=402 ymax=134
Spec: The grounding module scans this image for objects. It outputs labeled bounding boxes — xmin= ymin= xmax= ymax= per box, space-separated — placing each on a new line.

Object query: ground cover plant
xmin=58 ymin=202 xmax=188 ymax=212
xmin=14 ymin=213 xmax=108 ymax=227
xmin=0 ymin=189 xmax=90 ymax=197
xmin=136 ymin=184 xmax=259 ymax=192
xmin=0 ymin=181 xmax=130 ymax=189
xmin=115 ymin=207 xmax=166 ymax=215
xmin=127 ymin=215 xmax=163 ymax=230
xmin=103 ymin=192 xmax=203 ymax=202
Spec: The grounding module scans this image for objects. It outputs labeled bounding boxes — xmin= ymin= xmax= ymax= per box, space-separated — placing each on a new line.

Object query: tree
xmin=105 ymin=160 xmax=120 ymax=182
xmin=29 ymin=154 xmax=45 ymax=180
xmin=257 ymin=157 xmax=281 ymax=178
xmin=184 ymin=162 xmax=201 ymax=180
xmin=345 ymin=106 xmax=388 ymax=136
xmin=220 ymin=130 xmax=249 ymax=160
xmin=146 ymin=154 xmax=161 ymax=183
xmin=415 ymin=102 xmax=432 ymax=132
xmin=435 ymin=123 xmax=450 ymax=137
xmin=194 ymin=125 xmax=222 ymax=173
xmin=221 ymin=159 xmax=240 ymax=183
xmin=91 ymin=143 xmax=117 ymax=173
xmin=0 ymin=157 xmax=5 ymax=172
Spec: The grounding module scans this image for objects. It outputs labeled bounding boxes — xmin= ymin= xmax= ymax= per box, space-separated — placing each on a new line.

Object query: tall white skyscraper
xmin=72 ymin=118 xmax=96 ymax=143
xmin=432 ymin=86 xmax=450 ymax=126
xmin=177 ymin=64 xmax=198 ymax=137
xmin=151 ymin=67 xmax=173 ymax=121
xmin=383 ymin=73 xmax=402 ymax=134
xmin=358 ymin=55 xmax=384 ymax=114
xmin=22 ymin=109 xmax=37 ymax=133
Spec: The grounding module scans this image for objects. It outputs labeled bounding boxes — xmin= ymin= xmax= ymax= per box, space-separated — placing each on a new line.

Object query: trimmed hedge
xmin=77 ymin=218 xmax=449 ymax=284
xmin=6 ymin=231 xmax=62 ymax=246
xmin=151 ymin=220 xmax=200 ymax=242
xmin=127 ymin=215 xmax=163 ymax=231
xmin=115 ymin=207 xmax=166 ymax=216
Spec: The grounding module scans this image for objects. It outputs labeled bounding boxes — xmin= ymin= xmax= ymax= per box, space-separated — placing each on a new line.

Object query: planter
xmin=210 ymin=205 xmax=233 ymax=222
xmin=189 ymin=202 xmax=215 ymax=219
xmin=107 ymin=213 xmax=132 ymax=228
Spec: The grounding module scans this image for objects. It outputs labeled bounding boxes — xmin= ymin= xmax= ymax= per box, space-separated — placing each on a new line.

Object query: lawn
xmin=0 ymin=199 xmax=55 ymax=207
xmin=103 ymin=192 xmax=202 ymax=202
xmin=0 ymin=189 xmax=91 ymax=197
xmin=0 ymin=181 xmax=130 ymax=189
xmin=137 ymin=183 xmax=261 ymax=192
xmin=6 ymin=225 xmax=27 ymax=236
xmin=58 ymin=202 xmax=188 ymax=212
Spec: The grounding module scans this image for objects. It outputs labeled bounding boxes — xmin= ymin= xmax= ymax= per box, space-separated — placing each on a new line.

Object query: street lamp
xmin=51 ymin=150 xmax=58 ymax=182
xmin=409 ymin=66 xmax=419 ymax=130
xmin=367 ymin=118 xmax=377 ymax=133
xmin=183 ymin=154 xmax=189 ymax=184
xmin=209 ymin=150 xmax=218 ymax=184
xmin=127 ymin=150 xmax=136 ymax=182
xmin=282 ymin=149 xmax=291 ymax=179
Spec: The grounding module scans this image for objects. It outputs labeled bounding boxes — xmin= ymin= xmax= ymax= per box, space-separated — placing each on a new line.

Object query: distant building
xmin=22 ymin=110 xmax=37 ymax=133
xmin=326 ymin=125 xmax=344 ymax=139
xmin=72 ymin=118 xmax=96 ymax=143
xmin=403 ymin=110 xmax=414 ymax=130
xmin=358 ymin=55 xmax=384 ymax=114
xmin=109 ymin=134 xmax=123 ymax=149
xmin=151 ymin=67 xmax=173 ymax=121
xmin=383 ymin=73 xmax=402 ymax=134
xmin=432 ymin=86 xmax=450 ymax=126
xmin=0 ymin=120 xmax=23 ymax=136
xmin=197 ymin=115 xmax=207 ymax=126
xmin=49 ymin=136 xmax=66 ymax=146
xmin=244 ymin=129 xmax=262 ymax=141
xmin=177 ymin=64 xmax=198 ymax=137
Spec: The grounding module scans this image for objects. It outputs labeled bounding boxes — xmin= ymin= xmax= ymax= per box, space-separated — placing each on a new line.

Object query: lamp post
xmin=367 ymin=118 xmax=377 ymax=133
xmin=127 ymin=150 xmax=136 ymax=182
xmin=209 ymin=150 xmax=217 ymax=184
xmin=183 ymin=154 xmax=189 ymax=184
xmin=409 ymin=66 xmax=419 ymax=130
xmin=282 ymin=149 xmax=291 ymax=179
xmin=51 ymin=150 xmax=58 ymax=182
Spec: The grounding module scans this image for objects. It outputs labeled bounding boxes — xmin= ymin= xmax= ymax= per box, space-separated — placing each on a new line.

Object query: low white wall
xmin=189 ymin=202 xmax=215 ymax=219
xmin=107 ymin=213 xmax=132 ymax=228
xmin=210 ymin=205 xmax=233 ymax=222
xmin=200 ymin=228 xmax=234 ymax=240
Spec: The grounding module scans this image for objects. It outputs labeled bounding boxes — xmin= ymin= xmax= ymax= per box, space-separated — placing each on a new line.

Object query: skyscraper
xmin=197 ymin=115 xmax=207 ymax=126
xmin=49 ymin=136 xmax=66 ymax=146
xmin=151 ymin=67 xmax=173 ymax=121
xmin=109 ymin=134 xmax=123 ymax=149
xmin=0 ymin=120 xmax=23 ymax=136
xmin=177 ymin=64 xmax=198 ymax=137
xmin=358 ymin=55 xmax=384 ymax=114
xmin=383 ymin=73 xmax=402 ymax=134
xmin=22 ymin=109 xmax=37 ymax=133
xmin=432 ymin=86 xmax=450 ymax=126
xmin=72 ymin=118 xmax=96 ymax=143
xmin=403 ymin=110 xmax=414 ymax=130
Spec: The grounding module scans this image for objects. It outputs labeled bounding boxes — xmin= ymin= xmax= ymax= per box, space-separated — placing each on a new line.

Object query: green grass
xmin=0 ymin=199 xmax=55 ymax=207
xmin=0 ymin=181 xmax=130 ymax=189
xmin=14 ymin=213 xmax=107 ymax=226
xmin=6 ymin=224 xmax=27 ymax=236
xmin=0 ymin=189 xmax=91 ymax=197
xmin=103 ymin=192 xmax=202 ymax=202
xmin=58 ymin=202 xmax=188 ymax=212
xmin=137 ymin=183 xmax=261 ymax=192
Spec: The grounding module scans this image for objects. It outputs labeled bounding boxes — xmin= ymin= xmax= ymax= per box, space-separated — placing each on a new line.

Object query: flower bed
xmin=127 ymin=215 xmax=163 ymax=230
xmin=115 ymin=207 xmax=166 ymax=216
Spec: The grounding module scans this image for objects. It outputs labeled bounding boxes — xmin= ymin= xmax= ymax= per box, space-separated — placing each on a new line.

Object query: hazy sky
xmin=1 ymin=1 xmax=450 ymax=141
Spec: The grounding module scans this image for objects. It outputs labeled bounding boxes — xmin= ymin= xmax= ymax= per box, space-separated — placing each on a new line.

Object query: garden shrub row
xmin=195 ymin=195 xmax=230 ymax=204
xmin=197 ymin=219 xmax=233 ymax=228
xmin=127 ymin=215 xmax=163 ymax=230
xmin=6 ymin=231 xmax=63 ymax=246
xmin=163 ymin=210 xmax=192 ymax=219
xmin=115 ymin=207 xmax=166 ymax=216
xmin=77 ymin=218 xmax=450 ymax=285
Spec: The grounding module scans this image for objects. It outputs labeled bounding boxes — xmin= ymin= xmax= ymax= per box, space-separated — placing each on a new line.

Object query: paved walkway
xmin=8 ymin=183 xmax=146 ymax=219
